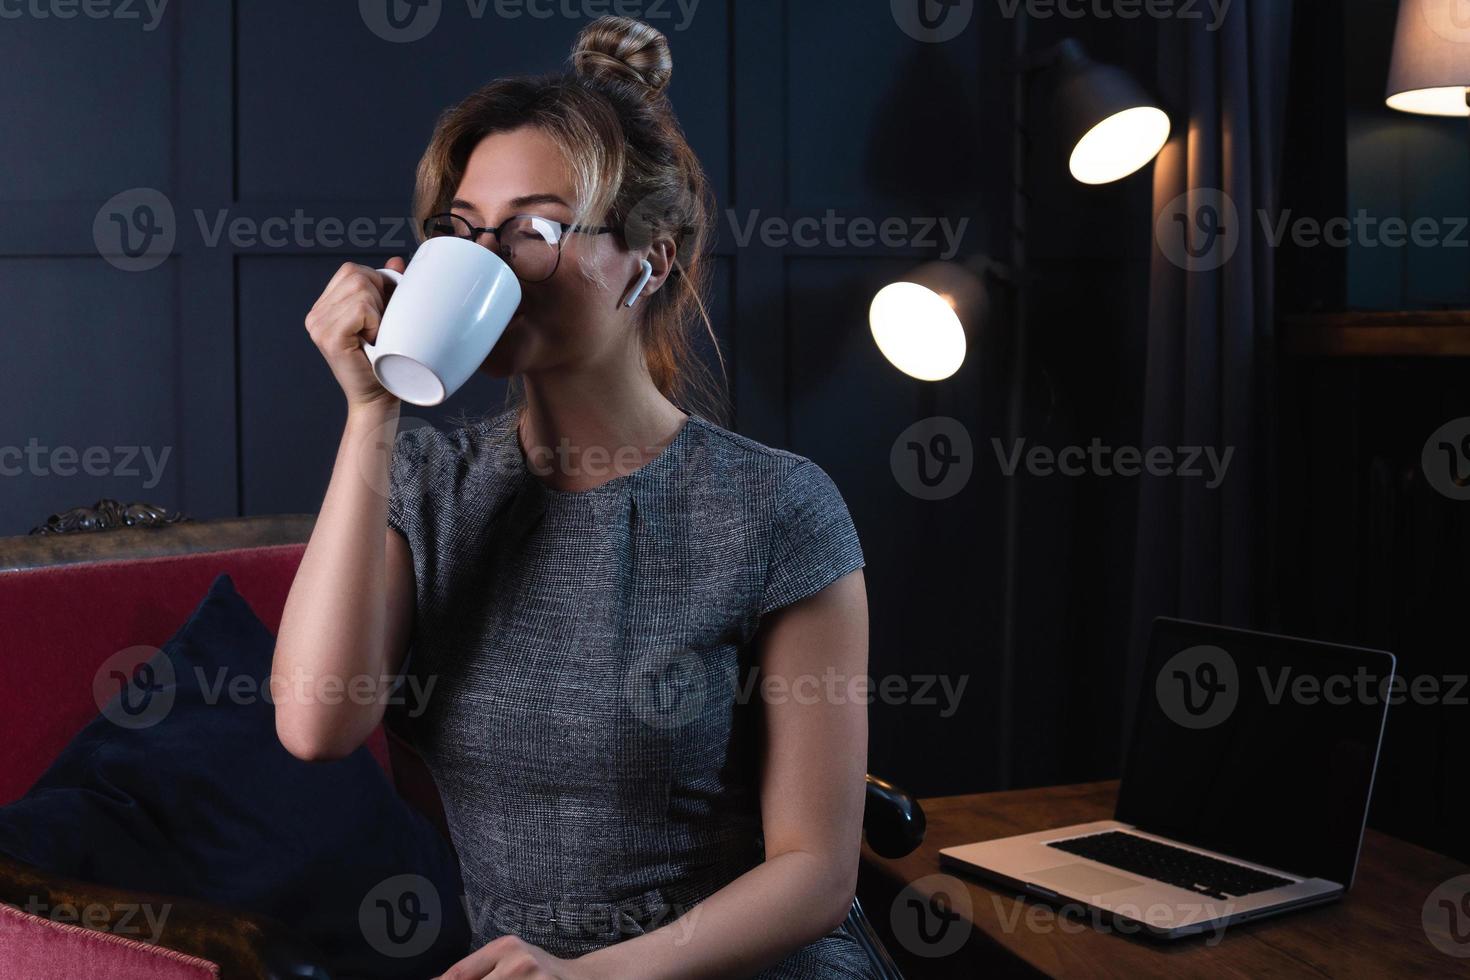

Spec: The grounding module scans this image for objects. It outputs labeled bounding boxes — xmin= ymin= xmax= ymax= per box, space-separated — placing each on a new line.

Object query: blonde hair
xmin=412 ymin=15 xmax=728 ymax=424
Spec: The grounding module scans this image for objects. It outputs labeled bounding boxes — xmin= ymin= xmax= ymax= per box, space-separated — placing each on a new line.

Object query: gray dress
xmin=384 ymin=407 xmax=875 ymax=978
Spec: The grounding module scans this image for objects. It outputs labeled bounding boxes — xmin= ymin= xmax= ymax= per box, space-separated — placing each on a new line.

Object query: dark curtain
xmin=1123 ymin=0 xmax=1297 ymax=731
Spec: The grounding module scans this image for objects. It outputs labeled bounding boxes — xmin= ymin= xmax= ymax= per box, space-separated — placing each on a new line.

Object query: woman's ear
xmin=625 ymin=238 xmax=676 ymax=307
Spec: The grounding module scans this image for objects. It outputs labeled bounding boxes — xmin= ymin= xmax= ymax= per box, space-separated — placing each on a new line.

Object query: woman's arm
xmin=438 ymin=568 xmax=870 ymax=980
xmin=272 ymin=259 xmax=416 ymax=761
xmin=272 ymin=402 xmax=416 ymax=760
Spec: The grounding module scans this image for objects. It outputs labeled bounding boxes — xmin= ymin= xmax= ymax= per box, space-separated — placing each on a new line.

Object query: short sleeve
xmin=385 ymin=424 xmax=427 ymax=545
xmin=759 ymin=459 xmax=866 ymax=617
xmin=384 ymin=425 xmax=430 ymax=701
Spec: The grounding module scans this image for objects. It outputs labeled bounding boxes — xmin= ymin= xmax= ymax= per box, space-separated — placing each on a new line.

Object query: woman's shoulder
xmin=392 ymin=408 xmax=515 ymax=464
xmin=387 ymin=408 xmax=520 ymax=506
xmin=681 ymin=416 xmax=865 ymax=616
xmin=681 ymin=413 xmax=812 ymax=472
xmin=679 ymin=414 xmax=852 ymax=515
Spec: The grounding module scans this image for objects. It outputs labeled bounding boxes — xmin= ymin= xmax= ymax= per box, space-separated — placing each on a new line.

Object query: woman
xmin=272 ymin=16 xmax=873 ymax=979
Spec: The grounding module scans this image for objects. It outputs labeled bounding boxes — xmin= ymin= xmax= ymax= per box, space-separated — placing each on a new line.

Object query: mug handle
xmin=359 ymin=266 xmax=404 ymax=362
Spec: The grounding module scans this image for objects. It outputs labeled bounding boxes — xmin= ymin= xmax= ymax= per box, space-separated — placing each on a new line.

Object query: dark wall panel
xmin=0 ymin=13 xmax=175 ymax=201
xmin=235 ymin=1 xmax=730 ymax=205
xmin=0 ymin=258 xmax=180 ymax=529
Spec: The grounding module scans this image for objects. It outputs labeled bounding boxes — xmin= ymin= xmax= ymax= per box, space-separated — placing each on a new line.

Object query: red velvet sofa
xmin=0 ymin=513 xmax=448 ymax=979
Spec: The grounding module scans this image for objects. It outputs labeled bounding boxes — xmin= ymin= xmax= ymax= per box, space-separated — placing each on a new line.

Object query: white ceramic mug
xmin=362 ymin=236 xmax=522 ymax=406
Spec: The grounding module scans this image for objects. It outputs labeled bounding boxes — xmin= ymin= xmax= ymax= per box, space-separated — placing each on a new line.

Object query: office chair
xmin=849 ymin=773 xmax=927 ymax=979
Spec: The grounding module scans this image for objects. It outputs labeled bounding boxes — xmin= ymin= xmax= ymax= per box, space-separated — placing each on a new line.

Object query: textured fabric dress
xmin=383 ymin=406 xmax=876 ymax=978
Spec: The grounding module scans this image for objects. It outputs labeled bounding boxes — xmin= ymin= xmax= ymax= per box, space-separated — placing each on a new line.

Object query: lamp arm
xmin=1017 ymin=37 xmax=1087 ymax=76
xmin=959 ymin=253 xmax=1017 ymax=288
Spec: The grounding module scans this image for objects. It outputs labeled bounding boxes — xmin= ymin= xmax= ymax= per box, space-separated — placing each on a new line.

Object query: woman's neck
xmin=516 ymin=367 xmax=687 ymax=491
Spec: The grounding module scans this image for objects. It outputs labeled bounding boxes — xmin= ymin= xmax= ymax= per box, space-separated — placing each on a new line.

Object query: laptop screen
xmin=1115 ymin=618 xmax=1394 ymax=888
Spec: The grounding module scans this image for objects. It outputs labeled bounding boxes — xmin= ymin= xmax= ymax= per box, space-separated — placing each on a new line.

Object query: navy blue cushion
xmin=0 ymin=573 xmax=469 ymax=979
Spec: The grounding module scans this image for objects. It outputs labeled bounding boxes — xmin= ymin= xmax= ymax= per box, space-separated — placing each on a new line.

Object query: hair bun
xmin=571 ymin=15 xmax=672 ymax=100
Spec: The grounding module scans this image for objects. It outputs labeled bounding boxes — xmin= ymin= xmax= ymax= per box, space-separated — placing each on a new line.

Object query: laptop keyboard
xmin=1045 ymin=831 xmax=1294 ymax=900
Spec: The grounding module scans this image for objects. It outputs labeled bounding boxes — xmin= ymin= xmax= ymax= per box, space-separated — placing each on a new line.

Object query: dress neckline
xmin=492 ymin=408 xmax=696 ymax=501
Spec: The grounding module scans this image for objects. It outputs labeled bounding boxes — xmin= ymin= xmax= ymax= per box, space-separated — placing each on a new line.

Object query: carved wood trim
xmin=29 ymin=498 xmax=189 ymax=536
xmin=0 ymin=515 xmax=316 ymax=574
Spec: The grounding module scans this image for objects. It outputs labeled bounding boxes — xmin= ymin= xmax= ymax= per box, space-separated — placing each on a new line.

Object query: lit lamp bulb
xmin=868 ymin=262 xmax=985 ymax=381
xmin=1069 ymin=105 xmax=1172 ymax=185
xmin=1052 ymin=40 xmax=1171 ymax=185
xmin=1385 ymin=0 xmax=1470 ymax=116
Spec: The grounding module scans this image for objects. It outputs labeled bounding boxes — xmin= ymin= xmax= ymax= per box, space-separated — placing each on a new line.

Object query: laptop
xmin=940 ymin=617 xmax=1394 ymax=940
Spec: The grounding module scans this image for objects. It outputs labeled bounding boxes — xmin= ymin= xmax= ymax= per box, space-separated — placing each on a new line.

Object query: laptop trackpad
xmin=1029 ymin=863 xmax=1147 ymax=897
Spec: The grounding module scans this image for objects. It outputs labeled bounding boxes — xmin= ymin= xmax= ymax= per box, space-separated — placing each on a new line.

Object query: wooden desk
xmin=858 ymin=781 xmax=1470 ymax=978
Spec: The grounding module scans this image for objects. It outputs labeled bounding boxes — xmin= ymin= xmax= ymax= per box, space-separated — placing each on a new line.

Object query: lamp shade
xmin=1386 ymin=0 xmax=1470 ymax=116
xmin=869 ymin=261 xmax=986 ymax=381
xmin=1052 ymin=40 xmax=1171 ymax=185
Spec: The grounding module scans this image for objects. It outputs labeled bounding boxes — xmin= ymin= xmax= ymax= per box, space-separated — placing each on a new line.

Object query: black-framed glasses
xmin=421 ymin=212 xmax=617 ymax=283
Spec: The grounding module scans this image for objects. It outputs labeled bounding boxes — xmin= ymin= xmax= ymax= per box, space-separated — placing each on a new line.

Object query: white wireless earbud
xmin=623 ymin=259 xmax=654 ymax=307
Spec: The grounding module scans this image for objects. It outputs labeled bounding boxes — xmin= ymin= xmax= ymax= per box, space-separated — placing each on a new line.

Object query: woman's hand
xmin=304 ymin=256 xmax=407 ymax=410
xmin=433 ymin=935 xmax=597 ymax=980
